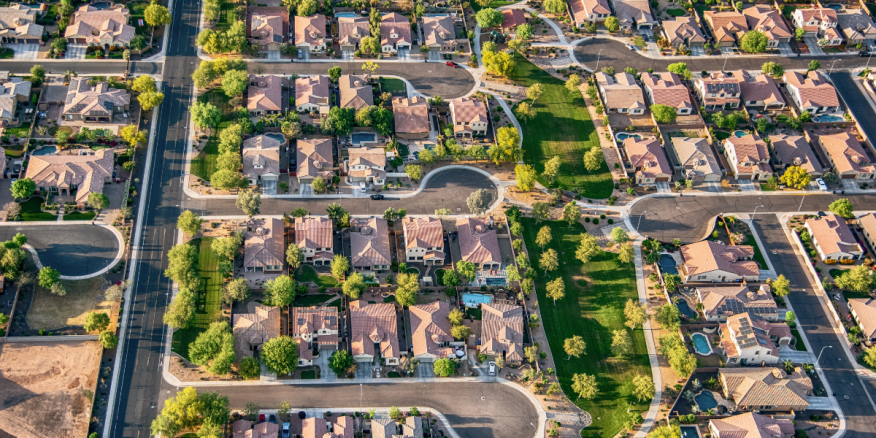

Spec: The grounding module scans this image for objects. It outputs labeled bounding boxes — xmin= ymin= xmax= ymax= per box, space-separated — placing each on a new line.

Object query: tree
xmin=544 ymin=0 xmax=565 ymax=13
xmin=836 ymin=265 xmax=875 ymax=294
xmin=331 ymin=254 xmax=350 ymax=280
xmin=191 ymin=102 xmax=221 ymax=129
xmin=632 ymin=374 xmax=655 ymax=402
xmin=536 ymin=226 xmax=552 ymax=249
xmin=491 ymin=126 xmax=522 ymax=163
xmin=189 ymin=321 xmax=235 ymax=375
xmin=211 ymin=168 xmax=244 ymax=191
xmin=761 ymin=61 xmax=784 ymax=78
xmin=236 ymin=189 xmax=261 ymax=217
xmin=541 ymin=156 xmax=562 ymax=184
xmin=571 ymin=373 xmax=599 ymax=400
xmin=433 ymin=358 xmax=455 ymax=377
xmin=456 ymin=260 xmax=477 ymax=282
xmin=30 ymin=65 xmax=45 ymax=87
xmin=538 ymin=249 xmax=558 ymax=275
xmin=145 ymin=1 xmax=171 ymax=26
xmin=84 ymin=311 xmax=110 ymax=332
xmin=11 ymin=233 xmax=26 ymax=247
xmin=563 ymin=202 xmax=581 ymax=227
xmin=223 ymin=278 xmax=250 ymax=304
xmin=565 ymin=74 xmax=582 ymax=94
xmin=449 ymin=307 xmax=464 ymax=325
xmin=650 ymin=104 xmax=677 ymax=124
xmin=85 ymin=192 xmax=109 ymax=211
xmin=808 ymin=60 xmax=821 ymax=71
xmin=510 ymin=165 xmax=537 ymax=192
xmin=192 ymin=61 xmax=218 ymax=89
xmin=546 ymin=277 xmax=565 ymax=305
xmin=611 ymin=329 xmax=632 ymax=357
xmin=285 ymin=244 xmax=304 ymax=271
xmin=482 ymin=48 xmax=516 ymax=77
xmin=451 ymin=324 xmax=473 ymax=340
xmin=138 ymin=92 xmax=165 ymax=111
xmin=772 ymin=274 xmax=791 ymax=297
xmin=132 ymin=75 xmax=157 ymax=93
xmin=165 ymin=244 xmax=201 ymax=291
xmin=583 ymin=147 xmax=603 ymax=172
xmin=329 ymin=350 xmax=353 ymax=376
xmin=38 ymin=266 xmax=60 ymax=289
xmin=864 ymin=347 xmax=876 ymax=368
xmin=342 ymin=272 xmax=366 ymax=299
xmin=265 ymin=276 xmax=297 ymax=307
xmin=739 ymin=30 xmax=768 ymax=53
xmin=564 ymin=335 xmax=586 ymax=360
xmin=525 ymin=345 xmax=539 ymax=363
xmin=99 ymin=330 xmax=119 ymax=349
xmin=164 ymin=288 xmax=197 ymax=329
xmin=780 ymin=166 xmax=811 ymax=190
xmin=324 ymin=107 xmax=356 ymax=136
xmin=150 ymin=387 xmax=228 ymax=437
xmin=10 ymin=178 xmax=35 ymax=199
xmin=575 ymin=233 xmax=601 ymax=263
xmin=829 ymin=198 xmax=854 ymax=219
xmin=654 ymin=303 xmax=681 ymax=330
xmin=794 ymin=27 xmax=806 ymax=42
xmin=619 ymin=243 xmax=635 ymax=264
xmin=466 ymin=188 xmax=493 ymax=215
xmin=177 ymin=210 xmax=204 ymax=236
xmin=515 ymin=101 xmax=536 ymax=124
xmin=120 ymin=125 xmax=147 ymax=148
xmin=297 ymin=0 xmax=317 ymax=15
xmin=395 ymin=272 xmax=419 ymax=306
xmin=475 ymin=8 xmax=504 ymax=28
xmin=610 ymin=227 xmax=629 ymax=245
xmin=527 ymin=83 xmax=544 ymax=105
xmin=221 ymin=69 xmax=248 ymax=97
xmin=624 ymin=299 xmax=648 ymax=329
xmin=405 ymin=164 xmax=423 ymax=181
xmin=311 ymin=176 xmax=328 ymax=194
xmin=604 ymin=16 xmax=620 ymax=32
xmin=260 ymin=336 xmax=299 ymax=375
xmin=667 ymin=62 xmax=692 ymax=81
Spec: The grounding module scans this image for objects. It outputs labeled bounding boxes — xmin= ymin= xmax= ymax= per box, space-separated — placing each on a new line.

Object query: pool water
xmin=733 ymin=130 xmax=747 ymax=138
xmin=676 ymin=299 xmax=697 ymax=317
xmin=813 ymin=114 xmax=844 ymax=123
xmin=485 ymin=277 xmax=506 ymax=286
xmin=616 ymin=133 xmax=643 ymax=141
xmin=680 ymin=426 xmax=700 ymax=438
xmin=658 ymin=254 xmax=678 ymax=275
xmin=695 ymin=391 xmax=718 ymax=410
xmin=826 ymin=3 xmax=842 ymax=10
xmin=31 ymin=146 xmax=57 ymax=156
xmin=692 ymin=333 xmax=712 ymax=355
xmin=461 ymin=293 xmax=492 ymax=308
xmin=351 ymin=132 xmax=376 ymax=144
xmin=335 ymin=12 xmax=358 ymax=17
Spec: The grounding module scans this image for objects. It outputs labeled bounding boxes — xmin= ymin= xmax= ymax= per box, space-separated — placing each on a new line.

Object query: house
xmin=247 ymin=9 xmax=288 ymax=51
xmin=349 ymin=217 xmax=391 ymax=271
xmin=501 ymin=9 xmax=527 ymax=33
xmin=704 ymin=11 xmax=748 ymax=46
xmin=399 ymin=417 xmax=424 ymax=437
xmin=709 ymin=413 xmax=795 ymax=438
xmin=25 ymin=149 xmax=114 ymax=206
xmin=0 ymin=77 xmax=31 ymax=127
xmin=768 ymin=135 xmax=823 ymax=176
xmin=719 ymin=367 xmax=812 ymax=411
xmin=662 ymin=17 xmax=706 ymax=48
xmin=724 ymin=133 xmax=773 ymax=181
xmin=393 ymin=96 xmax=431 ymax=140
xmin=783 ymin=71 xmax=841 ymax=114
xmin=247 ymin=75 xmax=284 ymax=115
xmin=243 ymin=218 xmax=285 ymax=282
xmin=346 ymin=147 xmax=386 ymax=185
xmin=410 ymin=301 xmax=463 ymax=361
xmin=668 ymin=137 xmax=722 ymax=182
xmin=349 ymin=300 xmax=400 ymax=365
xmin=570 ymin=0 xmax=611 ymax=26
xmin=695 ymin=71 xmax=741 ymax=110
xmin=338 ymin=16 xmax=370 ymax=52
xmin=65 ymin=4 xmax=134 ymax=48
xmin=804 ymin=214 xmax=863 ymax=261
xmin=339 ymin=74 xmax=373 ymax=110
xmin=456 ymin=216 xmax=501 ymax=271
xmin=719 ymin=312 xmax=792 ymax=364
xmin=817 ymin=132 xmax=876 ymax=180
xmin=838 ymin=10 xmax=876 ymax=47
xmin=848 ymin=299 xmax=876 ymax=342
xmin=301 ymin=416 xmax=354 ymax=438
xmin=680 ymin=240 xmax=759 ymax=282
xmin=62 ymin=77 xmax=130 ymax=123
xmin=792 ymin=8 xmax=841 ymax=44
xmin=291 ymin=306 xmax=339 ymax=366
xmin=613 ymin=0 xmax=654 ymax=29
xmin=742 ymin=6 xmax=792 ymax=47
xmin=595 ymin=72 xmax=646 ymax=114
xmin=371 ymin=419 xmax=397 ymax=438
xmin=858 ymin=213 xmax=876 ymax=251
xmin=641 ymin=72 xmax=693 ymax=115
xmin=295 ymin=14 xmax=327 ymax=52
xmin=296 ymin=138 xmax=334 ymax=185
xmin=480 ymin=303 xmax=525 ymax=363
xmin=232 ymin=304 xmax=281 ymax=358
xmin=625 ymin=138 xmax=672 ymax=185
xmin=449 ymin=97 xmax=488 ymax=136
xmin=0 ymin=4 xmax=44 ymax=44
xmin=697 ymin=284 xmax=779 ymax=322
xmin=422 ymin=15 xmax=461 ymax=53
xmin=295 ymin=75 xmax=330 ymax=115
xmin=737 ymin=70 xmax=785 ymax=110
xmin=232 ymin=419 xmax=281 ymax=438
xmin=402 ymin=216 xmax=444 ymax=265
xmin=294 ymin=216 xmax=334 ymax=265
xmin=380 ymin=12 xmax=412 ymax=54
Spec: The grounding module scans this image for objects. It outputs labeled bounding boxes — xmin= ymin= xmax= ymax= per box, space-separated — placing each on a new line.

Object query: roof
xmin=243 ymin=218 xmax=284 ymax=269
xmin=350 ymin=300 xmax=399 ymax=359
xmin=400 ymin=416 xmax=424 ymax=437
xmin=233 ymin=419 xmax=281 ymax=438
xmin=768 ymin=135 xmax=822 ymax=174
xmin=480 ymin=303 xmax=525 ymax=362
xmin=349 ymin=146 xmax=385 ymax=169
xmin=849 ymin=298 xmax=876 ymax=339
xmin=450 ymin=97 xmax=488 ymax=133
xmin=410 ymin=301 xmax=455 ymax=358
xmin=818 ymin=132 xmax=876 ymax=175
xmin=783 ymin=71 xmax=840 ymax=108
xmin=248 ymin=10 xmax=287 ymax=46
xmin=247 ymin=75 xmax=283 ymax=112
xmin=699 ymin=71 xmax=741 ymax=94
xmin=502 ymin=9 xmax=526 ymax=29
xmin=663 ymin=16 xmax=706 ymax=45
xmin=339 ymin=74 xmax=373 ymax=110
xmin=295 ymin=14 xmax=327 ymax=46
xmin=381 ymin=12 xmax=412 ymax=47
xmin=737 ymin=71 xmax=785 ymax=106
xmin=642 ymin=72 xmax=692 ymax=110
xmin=294 ymin=216 xmax=333 ymax=250
xmin=859 ymin=213 xmax=876 ymax=244
xmin=670 ymin=137 xmax=721 ymax=178
xmin=625 ymin=138 xmax=672 ymax=178
xmin=65 ymin=4 xmax=134 ymax=44
xmin=338 ymin=16 xmax=370 ymax=46
xmin=423 ymin=15 xmax=456 ymax=46
xmin=232 ymin=304 xmax=281 ymax=356
xmin=795 ymin=8 xmax=837 ymax=26
xmin=456 ymin=216 xmax=501 ymax=265
xmin=292 ymin=306 xmax=339 ymax=336
xmin=742 ymin=6 xmax=792 ymax=40
xmin=302 ymin=418 xmax=327 ymax=438
xmin=595 ymin=72 xmax=646 ymax=109
xmin=0 ymin=5 xmax=44 ymax=39
xmin=614 ymin=0 xmax=654 ymax=26
xmin=805 ymin=214 xmax=862 ymax=256
xmin=838 ymin=10 xmax=876 ymax=40
xmin=371 ymin=419 xmax=397 ymax=438
xmin=727 ymin=133 xmax=769 ymax=163
xmin=297 ymin=137 xmax=334 ymax=179
xmin=393 ymin=96 xmax=430 ymax=134
xmin=681 ymin=240 xmax=759 ymax=278
xmin=402 ymin=216 xmax=444 ymax=249
xmin=705 ymin=11 xmax=748 ymax=42
xmin=710 ymin=412 xmax=795 ymax=438
xmin=698 ymin=284 xmax=778 ymax=318
xmin=571 ymin=0 xmax=611 ymax=23
xmin=24 ymin=149 xmax=114 ymax=204
xmin=719 ymin=367 xmax=812 ymax=408
xmin=721 ymin=312 xmax=790 ymax=358
xmin=295 ymin=75 xmax=330 ymax=107
xmin=0 ymin=77 xmax=31 ymax=120
xmin=242 ymin=134 xmax=283 ymax=181
xmin=350 ymin=217 xmax=391 ymax=267
xmin=333 ymin=416 xmax=354 ymax=438
xmin=63 ymin=77 xmax=130 ymax=117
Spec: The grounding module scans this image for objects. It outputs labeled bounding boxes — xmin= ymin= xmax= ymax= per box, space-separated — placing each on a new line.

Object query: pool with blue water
xmin=616 ymin=133 xmax=642 ymax=141
xmin=813 ymin=114 xmax=844 ymax=123
xmin=680 ymin=426 xmax=701 ymax=438
xmin=695 ymin=391 xmax=718 ymax=410
xmin=461 ymin=293 xmax=492 ymax=308
xmin=733 ymin=130 xmax=747 ymax=138
xmin=658 ymin=254 xmax=678 ymax=275
xmin=692 ymin=333 xmax=712 ymax=355
xmin=676 ymin=299 xmax=697 ymax=318
xmin=352 ymin=132 xmax=376 ymax=144
xmin=31 ymin=146 xmax=57 ymax=156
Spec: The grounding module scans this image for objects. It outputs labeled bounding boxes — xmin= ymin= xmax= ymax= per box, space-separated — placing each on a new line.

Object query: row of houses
xmin=0 ymin=3 xmax=135 ymax=48
xmin=231 ymin=411 xmax=424 ymax=438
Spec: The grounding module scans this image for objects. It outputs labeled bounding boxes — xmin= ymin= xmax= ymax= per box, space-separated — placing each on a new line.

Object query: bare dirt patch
xmin=0 ymin=341 xmax=101 ymax=438
xmin=26 ymin=276 xmax=112 ymax=331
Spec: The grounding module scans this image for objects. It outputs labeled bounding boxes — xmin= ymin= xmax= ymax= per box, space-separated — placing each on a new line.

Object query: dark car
xmin=861 ymin=51 xmax=870 ymax=57
xmin=370 ymin=194 xmax=384 ymax=200
xmin=259 ymin=414 xmax=266 ymax=423
xmin=269 ymin=414 xmax=277 ymax=424
xmin=445 ymin=61 xmax=458 ymax=68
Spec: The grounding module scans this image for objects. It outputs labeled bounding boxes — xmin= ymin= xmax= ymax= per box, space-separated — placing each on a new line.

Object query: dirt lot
xmin=26 ymin=276 xmax=112 ymax=331
xmin=0 ymin=341 xmax=101 ymax=438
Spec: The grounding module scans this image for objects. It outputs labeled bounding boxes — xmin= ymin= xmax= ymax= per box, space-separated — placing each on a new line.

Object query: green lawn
xmin=743 ymin=234 xmax=768 ymax=270
xmin=829 ymin=268 xmax=872 ymax=298
xmin=0 ymin=48 xmax=13 ymax=59
xmin=634 ymin=36 xmax=645 ymax=48
xmin=295 ymin=265 xmax=339 ymax=287
xmin=5 ymin=125 xmax=31 ymax=138
xmin=782 ymin=5 xmax=798 ymax=18
xmin=191 ymin=134 xmax=219 ymax=180
xmin=20 ymin=197 xmax=55 ymax=221
xmin=387 ymin=371 xmax=401 ymax=377
xmin=380 ymin=78 xmax=406 ymax=95
xmin=713 ymin=131 xmax=731 ymax=141
xmin=63 ymin=211 xmax=96 ymax=221
xmin=216 ymin=2 xmax=238 ymax=31
xmin=294 ymin=293 xmax=335 ymax=307
xmin=791 ymin=329 xmax=807 ymax=352
xmin=508 ymin=54 xmax=613 ymax=199
xmin=171 ymin=326 xmax=206 ymax=361
xmin=520 ymin=218 xmax=650 ymax=438
xmin=300 ymin=369 xmax=317 ymax=379
xmin=665 ymin=8 xmax=686 ymax=16
xmin=472 ymin=0 xmax=516 ymax=11
xmin=435 ymin=268 xmax=446 ymax=286
xmin=193 ymin=237 xmax=223 ymax=327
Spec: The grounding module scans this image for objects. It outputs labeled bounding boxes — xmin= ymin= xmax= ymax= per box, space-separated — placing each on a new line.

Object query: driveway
xmin=342 ymin=49 xmax=353 ymax=61
xmin=804 ymin=38 xmax=825 ymax=55
xmin=0 ymin=224 xmax=119 ymax=276
xmin=355 ymin=361 xmax=372 ymax=379
xmin=2 ymin=43 xmax=39 ymax=60
xmin=398 ymin=47 xmax=410 ymax=61
xmin=65 ymin=44 xmax=88 ymax=59
xmin=417 ymin=361 xmax=434 ymax=378
xmin=262 ymin=179 xmax=277 ymax=195
xmin=266 ymin=50 xmax=280 ymax=61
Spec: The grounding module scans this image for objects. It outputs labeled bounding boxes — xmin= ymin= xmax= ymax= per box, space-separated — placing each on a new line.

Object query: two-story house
xmin=695 ymin=71 xmax=741 ymax=110
xmin=422 ymin=15 xmax=463 ymax=53
xmin=449 ymin=97 xmax=488 ymax=136
xmin=624 ymin=137 xmax=672 ymax=185
xmin=295 ymin=14 xmax=327 ymax=52
xmin=736 ymin=70 xmax=785 ymax=110
xmin=680 ymin=240 xmax=759 ymax=282
xmin=402 ymin=217 xmax=445 ymax=265
xmin=295 ymin=75 xmax=330 ymax=115
xmin=242 ymin=134 xmax=283 ymax=188
xmin=0 ymin=76 xmax=30 ymax=127
xmin=65 ymin=4 xmax=135 ymax=49
xmin=719 ymin=312 xmax=792 ymax=364
xmin=346 ymin=147 xmax=386 ymax=186
xmin=294 ymin=216 xmax=334 ymax=266
xmin=479 ymin=303 xmax=525 ymax=364
xmin=859 ymin=213 xmax=876 ymax=252
xmin=613 ymin=0 xmax=654 ymax=29
xmin=247 ymin=9 xmax=288 ymax=52
xmin=380 ymin=13 xmax=412 ymax=55
xmin=571 ymin=0 xmax=611 ymax=26
xmin=595 ymin=72 xmax=646 ymax=114
xmin=641 ymin=72 xmax=693 ymax=115
xmin=792 ymin=8 xmax=841 ymax=45
xmin=350 ymin=217 xmax=391 ymax=272
xmin=768 ymin=134 xmax=823 ymax=177
xmin=704 ymin=11 xmax=748 ymax=47
xmin=243 ymin=218 xmax=285 ymax=285
xmin=804 ymin=214 xmax=863 ymax=261
xmin=296 ymin=137 xmax=334 ymax=186
xmin=338 ymin=16 xmax=370 ymax=53
xmin=783 ymin=71 xmax=841 ymax=114
xmin=742 ymin=6 xmax=792 ymax=48
xmin=0 ymin=5 xmax=44 ymax=44
xmin=817 ymin=132 xmax=876 ymax=181
xmin=292 ymin=306 xmax=340 ymax=364
xmin=724 ymin=133 xmax=773 ymax=180
xmin=350 ymin=300 xmax=400 ymax=365
xmin=838 ymin=10 xmax=876 ymax=48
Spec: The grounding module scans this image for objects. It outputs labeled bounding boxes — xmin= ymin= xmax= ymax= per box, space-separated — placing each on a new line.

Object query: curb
xmin=20 ymin=222 xmax=125 ymax=280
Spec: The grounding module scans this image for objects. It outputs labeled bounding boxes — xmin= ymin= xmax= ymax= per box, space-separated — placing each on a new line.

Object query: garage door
xmin=737 ymin=174 xmax=752 ymax=180
xmin=841 ymin=174 xmax=855 ymax=179
xmin=656 ymin=176 xmax=670 ymax=182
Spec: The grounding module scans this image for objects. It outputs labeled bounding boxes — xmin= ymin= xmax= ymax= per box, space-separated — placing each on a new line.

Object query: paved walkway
xmin=632 ymin=241 xmax=662 ymax=438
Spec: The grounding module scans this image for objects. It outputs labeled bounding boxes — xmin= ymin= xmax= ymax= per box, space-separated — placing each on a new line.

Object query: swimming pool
xmin=31 ymin=146 xmax=57 ymax=156
xmin=485 ymin=277 xmax=506 ymax=286
xmin=826 ymin=3 xmax=843 ymax=10
xmin=265 ymin=133 xmax=284 ymax=142
xmin=692 ymin=333 xmax=712 ymax=355
xmin=680 ymin=426 xmax=701 ymax=438
xmin=335 ymin=12 xmax=359 ymax=17
xmin=695 ymin=391 xmax=718 ymax=411
xmin=733 ymin=130 xmax=747 ymax=138
xmin=616 ymin=133 xmax=642 ymax=141
xmin=813 ymin=114 xmax=844 ymax=123
xmin=461 ymin=293 xmax=492 ymax=308
xmin=351 ymin=132 xmax=377 ymax=145
xmin=676 ymin=299 xmax=697 ymax=318
xmin=658 ymin=254 xmax=678 ymax=275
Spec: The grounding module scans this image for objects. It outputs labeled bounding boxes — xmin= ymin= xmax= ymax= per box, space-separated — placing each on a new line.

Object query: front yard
xmin=26 ymin=276 xmax=111 ymax=331
xmin=170 ymin=237 xmax=223 ymax=359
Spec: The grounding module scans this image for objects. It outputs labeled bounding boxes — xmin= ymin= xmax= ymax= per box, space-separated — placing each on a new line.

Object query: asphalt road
xmin=0 ymin=60 xmax=162 ymax=76
xmin=830 ymin=72 xmax=876 ymax=146
xmin=0 ymin=224 xmax=119 ymax=276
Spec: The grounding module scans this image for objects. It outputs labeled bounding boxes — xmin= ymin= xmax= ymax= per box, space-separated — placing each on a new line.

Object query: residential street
xmin=0 ymin=224 xmax=119 ymax=276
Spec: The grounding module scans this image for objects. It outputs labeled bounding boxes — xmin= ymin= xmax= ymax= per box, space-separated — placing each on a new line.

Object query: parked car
xmin=445 ymin=61 xmax=458 ymax=68
xmin=298 ymin=49 xmax=304 ymax=59
xmin=269 ymin=414 xmax=277 ymax=424
xmin=816 ymin=178 xmax=828 ymax=191
xmin=860 ymin=51 xmax=870 ymax=57
xmin=259 ymin=414 xmax=266 ymax=423
xmin=626 ymin=44 xmax=635 ymax=51
xmin=489 ymin=361 xmax=496 ymax=376
xmin=370 ymin=194 xmax=384 ymax=200
xmin=282 ymin=423 xmax=291 ymax=438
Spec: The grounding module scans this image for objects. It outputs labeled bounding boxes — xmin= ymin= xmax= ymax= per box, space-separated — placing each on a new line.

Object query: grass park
xmin=171 ymin=237 xmax=223 ymax=361
xmin=520 ymin=218 xmax=650 ymax=438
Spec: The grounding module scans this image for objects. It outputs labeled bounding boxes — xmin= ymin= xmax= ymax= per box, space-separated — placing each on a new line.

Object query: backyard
xmin=171 ymin=237 xmax=223 ymax=360
xmin=26 ymin=276 xmax=111 ymax=331
xmin=508 ymin=55 xmax=613 ymax=199
xmin=521 ymin=218 xmax=650 ymax=438
xmin=295 ymin=265 xmax=339 ymax=288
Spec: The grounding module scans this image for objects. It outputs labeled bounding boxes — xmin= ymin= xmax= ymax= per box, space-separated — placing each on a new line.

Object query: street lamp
xmin=798 ymin=193 xmax=807 ymax=213
xmin=816 ymin=345 xmax=833 ymax=367
xmin=867 ymin=52 xmax=874 ymax=70
xmin=752 ymin=204 xmax=765 ymax=221
xmin=829 ymin=59 xmax=839 ymax=75
xmin=636 ymin=211 xmax=647 ymax=232
xmin=595 ymin=48 xmax=603 ymax=73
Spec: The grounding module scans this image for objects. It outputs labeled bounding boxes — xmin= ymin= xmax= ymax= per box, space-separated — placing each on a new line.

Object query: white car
xmin=488 ymin=361 xmax=496 ymax=376
xmin=626 ymin=44 xmax=636 ymax=51
xmin=816 ymin=178 xmax=828 ymax=191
